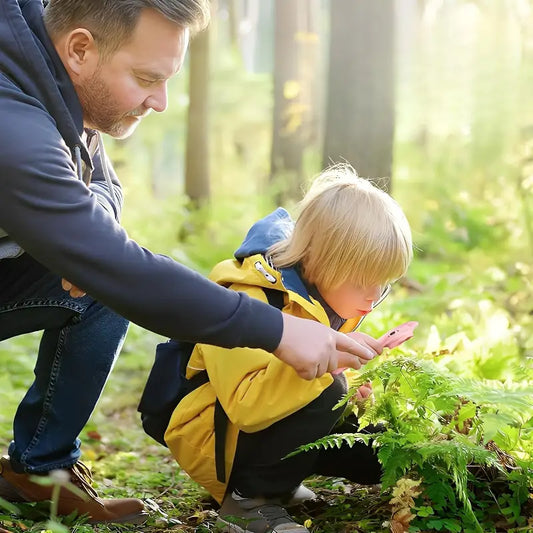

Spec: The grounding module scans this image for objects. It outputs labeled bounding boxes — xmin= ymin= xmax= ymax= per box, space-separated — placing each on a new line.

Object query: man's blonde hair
xmin=267 ymin=164 xmax=413 ymax=290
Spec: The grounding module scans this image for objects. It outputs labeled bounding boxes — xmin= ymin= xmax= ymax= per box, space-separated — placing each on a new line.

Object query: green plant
xmin=291 ymin=350 xmax=533 ymax=532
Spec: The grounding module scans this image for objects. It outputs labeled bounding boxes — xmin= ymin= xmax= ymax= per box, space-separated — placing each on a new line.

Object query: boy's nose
xmin=365 ymin=286 xmax=382 ymax=302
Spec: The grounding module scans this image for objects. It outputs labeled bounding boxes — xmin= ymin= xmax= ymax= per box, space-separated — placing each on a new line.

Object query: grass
xmin=1 ymin=254 xmax=529 ymax=532
xmin=1 ymin=189 xmax=531 ymax=531
xmin=0 ymin=324 xmax=397 ymax=533
xmin=1 ymin=171 xmax=531 ymax=531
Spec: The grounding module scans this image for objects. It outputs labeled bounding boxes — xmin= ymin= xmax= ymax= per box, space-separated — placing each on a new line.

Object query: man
xmin=0 ymin=0 xmax=378 ymax=524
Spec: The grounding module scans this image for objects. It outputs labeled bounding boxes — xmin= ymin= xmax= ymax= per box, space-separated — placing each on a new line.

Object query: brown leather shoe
xmin=0 ymin=456 xmax=148 ymax=524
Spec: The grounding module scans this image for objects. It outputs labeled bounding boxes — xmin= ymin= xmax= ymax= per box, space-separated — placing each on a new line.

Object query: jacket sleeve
xmin=0 ymin=84 xmax=283 ymax=351
xmin=198 ymin=342 xmax=333 ymax=433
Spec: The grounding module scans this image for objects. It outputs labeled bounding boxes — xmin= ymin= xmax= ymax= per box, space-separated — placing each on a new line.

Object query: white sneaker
xmin=285 ymin=484 xmax=316 ymax=507
xmin=217 ymin=491 xmax=310 ymax=533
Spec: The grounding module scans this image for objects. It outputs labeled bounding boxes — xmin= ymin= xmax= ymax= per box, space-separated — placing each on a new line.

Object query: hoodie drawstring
xmin=73 ymin=135 xmax=118 ymax=216
xmin=96 ymin=132 xmax=118 ymax=208
xmin=73 ymin=145 xmax=83 ymax=181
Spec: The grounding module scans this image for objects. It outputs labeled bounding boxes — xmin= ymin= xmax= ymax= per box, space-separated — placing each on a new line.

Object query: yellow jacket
xmin=165 ymin=244 xmax=361 ymax=503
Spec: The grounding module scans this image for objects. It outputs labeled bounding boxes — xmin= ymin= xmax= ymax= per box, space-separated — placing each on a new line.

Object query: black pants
xmin=228 ymin=375 xmax=383 ymax=498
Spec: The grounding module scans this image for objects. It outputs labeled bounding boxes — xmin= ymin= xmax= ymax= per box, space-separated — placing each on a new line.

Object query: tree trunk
xmin=185 ymin=23 xmax=211 ymax=205
xmin=227 ymin=0 xmax=241 ymax=50
xmin=271 ymin=0 xmax=320 ymax=202
xmin=323 ymin=0 xmax=395 ymax=191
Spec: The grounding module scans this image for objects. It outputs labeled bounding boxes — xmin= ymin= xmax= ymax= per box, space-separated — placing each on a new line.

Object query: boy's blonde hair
xmin=267 ymin=164 xmax=413 ymax=290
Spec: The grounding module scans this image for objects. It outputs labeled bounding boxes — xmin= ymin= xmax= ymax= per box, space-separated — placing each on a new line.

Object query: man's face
xmin=78 ymin=9 xmax=190 ymax=139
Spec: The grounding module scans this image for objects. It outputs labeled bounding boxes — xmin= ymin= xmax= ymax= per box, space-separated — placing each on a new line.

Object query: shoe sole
xmin=89 ymin=510 xmax=150 ymax=525
xmin=0 ymin=477 xmax=27 ymax=503
xmin=0 ymin=477 xmax=148 ymax=526
xmin=216 ymin=517 xmax=248 ymax=533
xmin=217 ymin=518 xmax=308 ymax=533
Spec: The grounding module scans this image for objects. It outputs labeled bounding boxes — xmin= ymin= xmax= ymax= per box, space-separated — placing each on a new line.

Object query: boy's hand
xmin=355 ymin=382 xmax=373 ymax=401
xmin=273 ymin=314 xmax=379 ymax=380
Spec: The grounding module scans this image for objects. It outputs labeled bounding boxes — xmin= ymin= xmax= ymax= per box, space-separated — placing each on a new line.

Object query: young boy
xmin=163 ymin=165 xmax=413 ymax=532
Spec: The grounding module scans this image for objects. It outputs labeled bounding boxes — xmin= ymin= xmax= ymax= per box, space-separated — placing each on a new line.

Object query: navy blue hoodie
xmin=0 ymin=0 xmax=282 ymax=350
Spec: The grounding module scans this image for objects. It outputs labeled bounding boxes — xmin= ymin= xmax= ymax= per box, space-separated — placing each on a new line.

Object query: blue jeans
xmin=0 ymin=254 xmax=129 ymax=473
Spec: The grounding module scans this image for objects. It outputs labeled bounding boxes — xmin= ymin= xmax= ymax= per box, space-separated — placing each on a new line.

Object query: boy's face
xmin=318 ymin=282 xmax=385 ymax=320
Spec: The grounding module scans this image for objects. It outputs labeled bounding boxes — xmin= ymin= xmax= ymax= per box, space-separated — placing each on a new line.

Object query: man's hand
xmin=332 ymin=331 xmax=383 ymax=375
xmin=273 ymin=314 xmax=379 ymax=380
xmin=346 ymin=331 xmax=383 ymax=357
xmin=61 ymin=279 xmax=86 ymax=298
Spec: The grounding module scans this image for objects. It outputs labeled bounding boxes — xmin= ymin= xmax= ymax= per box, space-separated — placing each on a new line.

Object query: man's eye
xmin=137 ymin=77 xmax=157 ymax=86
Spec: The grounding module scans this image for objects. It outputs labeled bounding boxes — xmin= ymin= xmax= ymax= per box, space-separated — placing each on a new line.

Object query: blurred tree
xmin=238 ymin=0 xmax=274 ymax=73
xmin=185 ymin=14 xmax=212 ymax=205
xmin=323 ymin=0 xmax=395 ymax=190
xmin=271 ymin=0 xmax=321 ymax=202
xmin=226 ymin=0 xmax=240 ymax=50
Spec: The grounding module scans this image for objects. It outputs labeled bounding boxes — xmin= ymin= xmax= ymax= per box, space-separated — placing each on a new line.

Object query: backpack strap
xmin=213 ymin=287 xmax=285 ymax=483
xmin=214 ymin=399 xmax=228 ymax=483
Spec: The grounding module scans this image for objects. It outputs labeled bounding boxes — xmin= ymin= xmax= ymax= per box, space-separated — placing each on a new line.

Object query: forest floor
xmin=1 ymin=251 xmax=531 ymax=532
xmin=0 ymin=327 xmax=394 ymax=533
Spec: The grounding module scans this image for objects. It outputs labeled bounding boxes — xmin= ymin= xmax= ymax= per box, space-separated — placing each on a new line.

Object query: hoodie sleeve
xmin=0 ymin=81 xmax=283 ymax=351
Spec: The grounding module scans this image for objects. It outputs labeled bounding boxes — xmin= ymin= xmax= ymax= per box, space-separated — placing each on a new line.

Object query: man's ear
xmin=60 ymin=28 xmax=100 ymax=79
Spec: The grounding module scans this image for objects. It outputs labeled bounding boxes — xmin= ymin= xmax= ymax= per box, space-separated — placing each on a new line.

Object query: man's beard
xmin=77 ymin=70 xmax=145 ymax=139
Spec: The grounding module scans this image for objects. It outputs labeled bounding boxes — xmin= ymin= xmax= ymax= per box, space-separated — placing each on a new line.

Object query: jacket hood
xmin=234 ymin=208 xmax=294 ymax=260
xmin=228 ymin=208 xmax=311 ymax=302
xmin=0 ymin=0 xmax=87 ymax=159
xmin=211 ymin=208 xmax=364 ymax=331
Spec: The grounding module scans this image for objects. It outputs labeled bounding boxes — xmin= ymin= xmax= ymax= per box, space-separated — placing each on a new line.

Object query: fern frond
xmin=445 ymin=378 xmax=533 ymax=422
xmin=407 ymin=438 xmax=502 ymax=529
xmin=284 ymin=432 xmax=376 ymax=459
xmin=406 ymin=438 xmax=499 ymax=469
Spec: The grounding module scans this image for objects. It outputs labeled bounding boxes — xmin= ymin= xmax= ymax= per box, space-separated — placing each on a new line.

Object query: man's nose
xmin=145 ymin=82 xmax=168 ymax=113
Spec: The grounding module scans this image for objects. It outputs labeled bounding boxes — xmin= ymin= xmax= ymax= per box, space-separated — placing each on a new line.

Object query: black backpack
xmin=138 ymin=288 xmax=284 ymax=482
